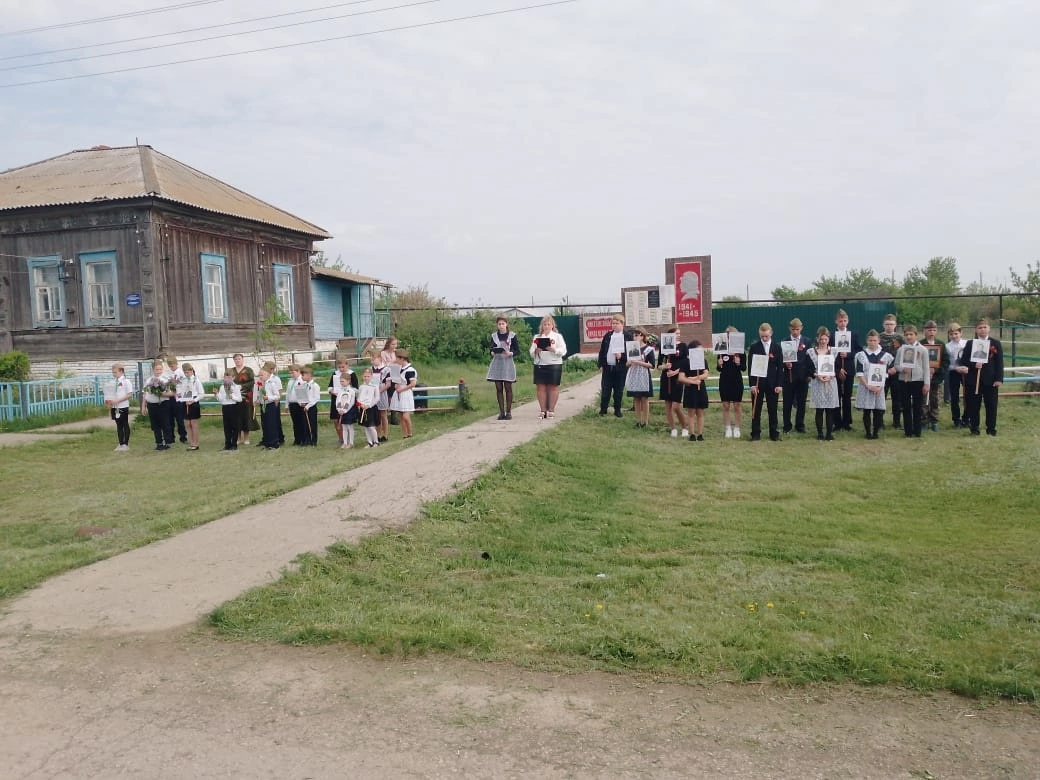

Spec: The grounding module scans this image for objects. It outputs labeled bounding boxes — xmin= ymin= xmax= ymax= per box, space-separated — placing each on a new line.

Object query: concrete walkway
xmin=0 ymin=377 xmax=602 ymax=635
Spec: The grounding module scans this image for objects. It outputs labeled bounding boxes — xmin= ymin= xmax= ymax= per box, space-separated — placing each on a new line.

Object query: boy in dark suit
xmin=747 ymin=323 xmax=784 ymax=441
xmin=781 ymin=317 xmax=813 ymax=434
xmin=956 ymin=318 xmax=1004 ymax=436
xmin=830 ymin=309 xmax=862 ymax=431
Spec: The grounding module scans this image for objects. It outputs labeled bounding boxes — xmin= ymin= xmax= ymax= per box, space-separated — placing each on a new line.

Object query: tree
xmin=716 ymin=295 xmax=748 ymax=307
xmin=309 ymin=251 xmax=351 ymax=272
xmin=897 ymin=257 xmax=961 ymax=326
xmin=771 ymin=285 xmax=800 ymax=301
xmin=1009 ymin=262 xmax=1040 ymax=323
xmin=380 ymin=284 xmax=451 ymax=360
xmin=810 ymin=268 xmax=896 ymax=299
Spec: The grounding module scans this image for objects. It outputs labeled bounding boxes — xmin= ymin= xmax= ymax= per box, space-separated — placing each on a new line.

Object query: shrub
xmin=398 ymin=312 xmax=533 ymax=363
xmin=0 ymin=350 xmax=30 ymax=382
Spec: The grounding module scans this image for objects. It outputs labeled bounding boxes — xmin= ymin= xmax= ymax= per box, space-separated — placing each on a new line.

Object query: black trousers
xmin=147 ymin=400 xmax=174 ymax=446
xmin=965 ymin=381 xmax=999 ymax=433
xmin=600 ymin=365 xmax=626 ymax=413
xmin=901 ymin=380 xmax=924 ymax=436
xmin=171 ymin=400 xmax=187 ymax=441
xmin=751 ymin=387 xmax=780 ymax=439
xmin=111 ymin=407 xmax=131 ymax=446
xmin=836 ymin=371 xmax=854 ymax=428
xmin=782 ymin=378 xmax=808 ymax=431
xmin=885 ymin=376 xmax=902 ymax=419
xmin=947 ymin=370 xmax=966 ymax=424
xmin=289 ymin=402 xmax=307 ymax=445
xmin=260 ymin=402 xmax=282 ymax=448
xmin=221 ymin=404 xmax=240 ymax=449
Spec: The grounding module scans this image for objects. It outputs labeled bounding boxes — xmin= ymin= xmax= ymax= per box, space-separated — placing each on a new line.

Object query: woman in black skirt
xmin=658 ymin=328 xmax=687 ymax=438
xmin=486 ymin=316 xmax=520 ymax=420
xmin=716 ymin=325 xmax=744 ymax=439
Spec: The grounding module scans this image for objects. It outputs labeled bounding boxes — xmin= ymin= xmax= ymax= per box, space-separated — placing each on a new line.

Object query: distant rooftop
xmin=0 ymin=145 xmax=330 ymax=238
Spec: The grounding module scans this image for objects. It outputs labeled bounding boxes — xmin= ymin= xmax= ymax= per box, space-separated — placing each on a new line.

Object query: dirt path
xmin=1 ymin=379 xmax=1037 ymax=777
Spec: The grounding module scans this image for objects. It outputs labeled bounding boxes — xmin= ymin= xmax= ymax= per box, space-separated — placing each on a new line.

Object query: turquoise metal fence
xmin=0 ymin=376 xmax=106 ymax=421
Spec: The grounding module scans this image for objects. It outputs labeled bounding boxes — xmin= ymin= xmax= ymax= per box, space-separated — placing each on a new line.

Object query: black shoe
xmin=795 ymin=427 xmax=806 ymax=434
xmin=970 ymin=428 xmax=980 ymax=436
xmin=599 ymin=410 xmax=608 ymax=416
xmin=155 ymin=444 xmax=165 ymax=451
xmin=378 ymin=436 xmax=388 ymax=443
xmin=825 ymin=433 xmax=834 ymax=441
xmin=689 ymin=433 xmax=696 ymax=441
xmin=817 ymin=434 xmax=825 ymax=440
xmin=614 ymin=410 xmax=623 ymax=418
xmin=783 ymin=426 xmax=793 ymax=434
xmin=986 ymin=430 xmax=997 ymax=437
xmin=750 ymin=435 xmax=761 ymax=441
xmin=505 ymin=412 xmax=512 ymax=420
xmin=497 ymin=413 xmax=506 ymax=420
xmin=696 ymin=434 xmax=704 ymax=441
xmin=770 ymin=435 xmax=780 ymax=442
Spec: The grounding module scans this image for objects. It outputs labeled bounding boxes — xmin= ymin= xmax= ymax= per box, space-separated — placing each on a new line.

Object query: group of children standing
xmin=595 ymin=311 xmax=1006 ymax=443
xmin=111 ymin=342 xmax=420 ymax=453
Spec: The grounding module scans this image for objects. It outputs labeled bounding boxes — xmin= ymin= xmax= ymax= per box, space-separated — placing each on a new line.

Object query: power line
xmin=0 ymin=0 xmax=579 ymax=90
xmin=2 ymin=0 xmax=449 ymax=72
xmin=0 ymin=0 xmax=227 ymax=37
xmin=1 ymin=0 xmax=385 ymax=62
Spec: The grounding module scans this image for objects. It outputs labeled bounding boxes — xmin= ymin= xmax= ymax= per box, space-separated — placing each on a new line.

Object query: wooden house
xmin=0 ymin=145 xmax=330 ymax=362
xmin=310 ymin=267 xmax=393 ymax=356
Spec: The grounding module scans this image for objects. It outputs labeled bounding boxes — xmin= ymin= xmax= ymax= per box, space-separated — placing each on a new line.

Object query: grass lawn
xmin=211 ymin=395 xmax=1040 ymax=701
xmin=0 ymin=360 xmax=592 ymax=600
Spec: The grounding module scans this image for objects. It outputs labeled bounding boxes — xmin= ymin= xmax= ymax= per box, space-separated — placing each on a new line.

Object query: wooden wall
xmin=0 ymin=201 xmax=319 ymax=363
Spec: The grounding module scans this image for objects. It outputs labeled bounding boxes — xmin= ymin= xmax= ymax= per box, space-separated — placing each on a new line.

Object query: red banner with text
xmin=674 ymin=260 xmax=702 ymax=324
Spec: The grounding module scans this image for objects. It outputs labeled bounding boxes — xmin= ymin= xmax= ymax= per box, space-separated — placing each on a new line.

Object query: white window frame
xmin=28 ymin=255 xmax=66 ymax=328
xmin=80 ymin=250 xmax=119 ymax=325
xmin=201 ymin=253 xmax=229 ymax=323
xmin=273 ymin=263 xmax=295 ymax=322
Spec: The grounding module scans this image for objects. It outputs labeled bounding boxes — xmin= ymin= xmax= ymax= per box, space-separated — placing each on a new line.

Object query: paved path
xmin=0 ymin=378 xmax=602 ymax=635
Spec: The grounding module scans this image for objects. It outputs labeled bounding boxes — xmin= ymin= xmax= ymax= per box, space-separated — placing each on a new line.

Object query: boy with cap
xmin=920 ymin=320 xmax=949 ymax=432
xmin=781 ymin=317 xmax=812 ymax=434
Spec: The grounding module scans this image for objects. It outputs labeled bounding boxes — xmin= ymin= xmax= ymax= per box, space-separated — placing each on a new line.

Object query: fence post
xmin=457 ymin=378 xmax=469 ymax=409
xmin=1011 ymin=327 xmax=1017 ymax=368
xmin=19 ymin=380 xmax=29 ymax=418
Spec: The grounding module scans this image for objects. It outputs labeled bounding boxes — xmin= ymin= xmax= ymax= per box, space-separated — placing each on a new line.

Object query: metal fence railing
xmin=0 ymin=376 xmax=107 ymax=421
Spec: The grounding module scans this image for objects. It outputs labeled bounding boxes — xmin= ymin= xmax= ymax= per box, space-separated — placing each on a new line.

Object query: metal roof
xmin=311 ymin=266 xmax=393 ymax=287
xmin=0 ymin=145 xmax=330 ymax=238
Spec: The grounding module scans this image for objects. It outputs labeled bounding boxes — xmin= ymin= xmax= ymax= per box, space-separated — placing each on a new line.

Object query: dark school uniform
xmin=746 ymin=340 xmax=784 ymax=441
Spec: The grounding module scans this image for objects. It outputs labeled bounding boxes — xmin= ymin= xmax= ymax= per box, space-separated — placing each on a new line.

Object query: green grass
xmin=211 ymin=398 xmax=1040 ymax=701
xmin=0 ymin=360 xmax=570 ymax=599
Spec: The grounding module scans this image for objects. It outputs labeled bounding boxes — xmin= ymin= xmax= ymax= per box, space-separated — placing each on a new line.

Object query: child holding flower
xmin=141 ymin=360 xmax=175 ymax=450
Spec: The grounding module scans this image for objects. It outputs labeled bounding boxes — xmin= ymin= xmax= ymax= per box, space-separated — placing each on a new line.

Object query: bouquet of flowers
xmin=144 ymin=375 xmax=177 ymax=396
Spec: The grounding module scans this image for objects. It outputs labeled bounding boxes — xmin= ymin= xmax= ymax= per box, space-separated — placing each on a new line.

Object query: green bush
xmin=0 ymin=350 xmax=31 ymax=382
xmin=398 ymin=312 xmax=533 ymax=363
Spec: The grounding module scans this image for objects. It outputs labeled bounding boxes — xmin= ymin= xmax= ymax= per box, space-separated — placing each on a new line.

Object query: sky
xmin=2 ymin=0 xmax=1039 ymax=308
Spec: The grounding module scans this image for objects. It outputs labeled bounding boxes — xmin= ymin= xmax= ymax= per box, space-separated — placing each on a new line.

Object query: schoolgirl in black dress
xmin=715 ymin=326 xmax=745 ymax=439
xmin=680 ymin=339 xmax=710 ymax=441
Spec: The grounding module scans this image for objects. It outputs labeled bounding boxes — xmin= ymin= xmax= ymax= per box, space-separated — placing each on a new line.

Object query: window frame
xmin=28 ymin=255 xmax=66 ymax=328
xmin=200 ymin=253 xmax=229 ymax=324
xmin=79 ymin=250 xmax=119 ymax=325
xmin=272 ymin=263 xmax=295 ymax=323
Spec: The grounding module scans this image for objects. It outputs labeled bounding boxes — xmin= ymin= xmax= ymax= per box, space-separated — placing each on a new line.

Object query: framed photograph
xmin=357 ymin=384 xmax=379 ymax=407
xmin=971 ymin=338 xmax=990 ymax=364
xmin=687 ymin=347 xmax=706 ymax=371
xmin=866 ymin=365 xmax=886 ymax=389
xmin=926 ymin=344 xmax=941 ymax=369
xmin=660 ymin=332 xmax=677 ymax=355
xmin=293 ymin=383 xmax=311 ymax=403
xmin=816 ymin=353 xmax=835 ymax=377
xmin=176 ymin=379 xmax=194 ymax=402
xmin=712 ymin=332 xmax=729 ymax=355
xmin=899 ymin=346 xmax=917 ymax=371
xmin=103 ymin=380 xmax=119 ymax=403
xmin=728 ymin=332 xmax=746 ymax=355
xmin=625 ymin=340 xmax=641 ymax=360
xmin=750 ymin=353 xmax=769 ymax=378
xmin=833 ymin=329 xmax=851 ymax=353
xmin=389 ymin=364 xmax=403 ymax=384
xmin=781 ymin=340 xmax=798 ymax=363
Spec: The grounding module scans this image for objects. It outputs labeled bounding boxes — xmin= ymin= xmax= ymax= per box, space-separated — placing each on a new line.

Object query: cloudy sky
xmin=2 ymin=0 xmax=1038 ymax=308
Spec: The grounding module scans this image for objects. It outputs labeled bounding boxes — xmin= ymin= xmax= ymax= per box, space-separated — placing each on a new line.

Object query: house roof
xmin=0 ymin=145 xmax=330 ymax=238
xmin=311 ymin=266 xmax=393 ymax=288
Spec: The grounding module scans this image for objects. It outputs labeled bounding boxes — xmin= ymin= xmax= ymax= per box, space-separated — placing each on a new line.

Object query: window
xmin=201 ymin=253 xmax=228 ymax=323
xmin=80 ymin=251 xmax=118 ymax=324
xmin=28 ymin=255 xmax=66 ymax=328
xmin=273 ymin=263 xmax=295 ymax=322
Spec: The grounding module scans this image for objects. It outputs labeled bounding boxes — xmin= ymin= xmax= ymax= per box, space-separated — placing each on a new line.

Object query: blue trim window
xmin=80 ymin=250 xmax=118 ymax=325
xmin=28 ymin=255 xmax=66 ymax=328
xmin=273 ymin=263 xmax=295 ymax=322
xmin=201 ymin=253 xmax=228 ymax=323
